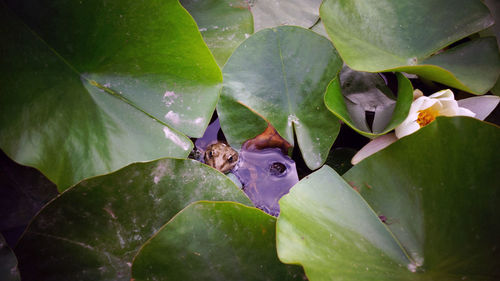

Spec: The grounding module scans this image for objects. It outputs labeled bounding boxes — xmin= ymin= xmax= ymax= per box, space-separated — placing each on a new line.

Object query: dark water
xmin=192 ymin=118 xmax=298 ymax=217
xmin=233 ymin=148 xmax=298 ymax=217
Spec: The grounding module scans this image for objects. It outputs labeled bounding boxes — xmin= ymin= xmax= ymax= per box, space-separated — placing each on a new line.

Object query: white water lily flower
xmin=394 ymin=89 xmax=475 ymax=138
xmin=351 ymin=89 xmax=500 ymax=165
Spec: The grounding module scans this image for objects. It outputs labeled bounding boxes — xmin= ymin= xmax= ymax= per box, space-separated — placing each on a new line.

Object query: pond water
xmin=191 ymin=117 xmax=298 ymax=216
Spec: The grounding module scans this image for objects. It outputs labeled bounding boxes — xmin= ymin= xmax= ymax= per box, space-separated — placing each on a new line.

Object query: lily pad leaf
xmin=15 ymin=159 xmax=251 ymax=281
xmin=181 ymin=0 xmax=253 ymax=66
xmin=0 ymin=234 xmax=20 ymax=281
xmin=320 ymin=0 xmax=500 ymax=94
xmin=0 ymin=0 xmax=222 ymax=190
xmin=132 ymin=201 xmax=304 ymax=281
xmin=278 ymin=118 xmax=500 ymax=280
xmin=249 ymin=0 xmax=322 ymax=31
xmin=277 ymin=165 xmax=414 ymax=280
xmin=324 ymin=71 xmax=413 ymax=137
xmin=219 ymin=26 xmax=343 ymax=170
xmin=344 ymin=117 xmax=500 ymax=278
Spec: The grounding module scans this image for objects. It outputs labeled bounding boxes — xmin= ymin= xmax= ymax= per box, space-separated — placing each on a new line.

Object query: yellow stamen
xmin=417 ymin=107 xmax=439 ymax=127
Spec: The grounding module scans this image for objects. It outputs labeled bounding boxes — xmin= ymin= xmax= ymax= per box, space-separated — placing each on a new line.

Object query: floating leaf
xmin=344 ymin=117 xmax=500 ymax=277
xmin=132 ymin=201 xmax=304 ymax=281
xmin=0 ymin=0 xmax=222 ymax=190
xmin=15 ymin=159 xmax=251 ymax=281
xmin=219 ymin=26 xmax=342 ymax=169
xmin=320 ymin=0 xmax=500 ymax=94
xmin=324 ymin=72 xmax=413 ymax=137
xmin=249 ymin=0 xmax=322 ymax=31
xmin=277 ymin=166 xmax=413 ymax=280
xmin=181 ymin=0 xmax=253 ymax=66
xmin=277 ymin=117 xmax=500 ymax=280
xmin=0 ymin=234 xmax=20 ymax=281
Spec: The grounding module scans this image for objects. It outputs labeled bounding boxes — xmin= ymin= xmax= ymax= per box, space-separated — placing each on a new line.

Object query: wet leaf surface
xmin=320 ymin=0 xmax=500 ymax=94
xmin=277 ymin=166 xmax=413 ymax=281
xmin=344 ymin=117 xmax=500 ymax=278
xmin=132 ymin=201 xmax=305 ymax=281
xmin=0 ymin=0 xmax=222 ymax=190
xmin=218 ymin=26 xmax=342 ymax=170
xmin=249 ymin=0 xmax=322 ymax=31
xmin=277 ymin=117 xmax=500 ymax=280
xmin=181 ymin=0 xmax=253 ymax=66
xmin=15 ymin=159 xmax=251 ymax=281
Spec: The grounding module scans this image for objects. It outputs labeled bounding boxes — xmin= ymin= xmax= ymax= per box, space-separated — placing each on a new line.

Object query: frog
xmin=204 ymin=142 xmax=239 ymax=173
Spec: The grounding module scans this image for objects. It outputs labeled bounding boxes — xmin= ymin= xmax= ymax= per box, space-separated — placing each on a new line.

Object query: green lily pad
xmin=181 ymin=0 xmax=253 ymax=66
xmin=132 ymin=201 xmax=304 ymax=281
xmin=344 ymin=117 xmax=500 ymax=278
xmin=0 ymin=234 xmax=20 ymax=281
xmin=324 ymin=71 xmax=413 ymax=137
xmin=218 ymin=26 xmax=343 ymax=169
xmin=15 ymin=159 xmax=251 ymax=281
xmin=0 ymin=0 xmax=221 ymax=190
xmin=320 ymin=0 xmax=500 ymax=94
xmin=277 ymin=117 xmax=500 ymax=280
xmin=249 ymin=0 xmax=322 ymax=31
xmin=277 ymin=165 xmax=413 ymax=280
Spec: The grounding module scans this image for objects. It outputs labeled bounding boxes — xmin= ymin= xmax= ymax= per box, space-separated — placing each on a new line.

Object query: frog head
xmin=204 ymin=143 xmax=238 ymax=173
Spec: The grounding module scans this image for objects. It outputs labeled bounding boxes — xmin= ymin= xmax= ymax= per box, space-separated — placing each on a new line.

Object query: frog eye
xmin=207 ymin=151 xmax=213 ymax=158
xmin=228 ymin=156 xmax=235 ymax=162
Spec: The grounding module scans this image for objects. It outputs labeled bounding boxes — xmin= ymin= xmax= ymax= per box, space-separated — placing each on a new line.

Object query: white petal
xmin=395 ymin=121 xmax=420 ymax=138
xmin=418 ymin=96 xmax=438 ymax=110
xmin=429 ymin=89 xmax=454 ymax=100
xmin=457 ymin=96 xmax=499 ymax=120
xmin=351 ymin=133 xmax=398 ymax=165
xmin=457 ymin=107 xmax=476 ymax=118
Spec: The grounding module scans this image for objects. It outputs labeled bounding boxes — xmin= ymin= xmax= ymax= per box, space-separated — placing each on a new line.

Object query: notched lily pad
xmin=218 ymin=26 xmax=343 ymax=170
xmin=15 ymin=158 xmax=251 ymax=281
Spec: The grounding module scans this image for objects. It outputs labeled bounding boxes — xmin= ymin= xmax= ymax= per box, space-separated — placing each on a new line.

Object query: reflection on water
xmin=233 ymin=148 xmax=298 ymax=217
